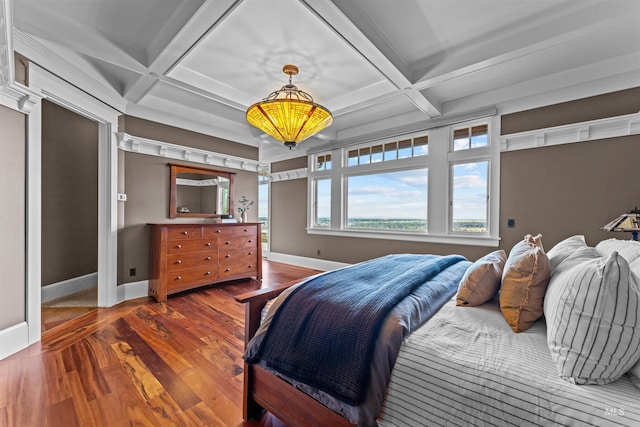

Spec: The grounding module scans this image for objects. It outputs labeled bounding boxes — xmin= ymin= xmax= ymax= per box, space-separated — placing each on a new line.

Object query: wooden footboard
xmin=235 ymin=280 xmax=356 ymax=426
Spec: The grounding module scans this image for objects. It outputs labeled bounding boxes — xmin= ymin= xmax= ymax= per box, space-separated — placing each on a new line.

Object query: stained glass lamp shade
xmin=246 ymin=65 xmax=332 ymax=149
xmin=601 ymin=207 xmax=640 ymax=240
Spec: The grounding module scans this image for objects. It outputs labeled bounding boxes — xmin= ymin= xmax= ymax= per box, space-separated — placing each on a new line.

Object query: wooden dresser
xmin=148 ymin=223 xmax=262 ymax=302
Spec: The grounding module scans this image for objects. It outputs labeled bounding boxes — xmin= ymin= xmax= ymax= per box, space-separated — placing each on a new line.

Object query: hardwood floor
xmin=2 ymin=260 xmax=322 ymax=427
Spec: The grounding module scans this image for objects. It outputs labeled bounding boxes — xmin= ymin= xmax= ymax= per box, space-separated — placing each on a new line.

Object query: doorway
xmin=40 ymin=100 xmax=99 ymax=331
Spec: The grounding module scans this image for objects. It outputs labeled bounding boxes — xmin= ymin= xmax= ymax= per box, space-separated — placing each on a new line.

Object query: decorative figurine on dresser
xmin=148 ymin=163 xmax=262 ymax=302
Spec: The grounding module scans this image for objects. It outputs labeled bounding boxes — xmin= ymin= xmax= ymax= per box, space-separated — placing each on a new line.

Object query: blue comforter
xmin=245 ymin=254 xmax=467 ymax=405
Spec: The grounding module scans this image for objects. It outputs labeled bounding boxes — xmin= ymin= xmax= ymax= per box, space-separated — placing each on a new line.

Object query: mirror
xmin=169 ymin=164 xmax=235 ymax=218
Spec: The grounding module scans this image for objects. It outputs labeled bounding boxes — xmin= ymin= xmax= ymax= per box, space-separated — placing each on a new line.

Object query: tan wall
xmin=120 ymin=115 xmax=259 ymax=160
xmin=41 ymin=100 xmax=98 ymax=286
xmin=118 ymin=117 xmax=259 ymax=284
xmin=270 ymin=87 xmax=640 ymax=263
xmin=14 ymin=52 xmax=28 ymax=86
xmin=501 ymin=87 xmax=640 ymax=134
xmin=499 ymin=135 xmax=639 ymax=251
xmin=0 ymin=105 xmax=26 ymax=330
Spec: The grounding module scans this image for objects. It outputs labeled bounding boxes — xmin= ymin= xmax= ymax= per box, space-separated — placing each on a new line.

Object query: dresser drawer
xmin=166 ymin=251 xmax=217 ymax=272
xmin=167 ymin=239 xmax=217 ymax=254
xmin=166 ymin=269 xmax=218 ymax=288
xmin=234 ymin=225 xmax=257 ymax=236
xmin=218 ymin=260 xmax=258 ymax=278
xmin=202 ymin=226 xmax=234 ymax=238
xmin=220 ymin=235 xmax=257 ymax=250
xmin=220 ymin=248 xmax=257 ymax=263
xmin=167 ymin=226 xmax=203 ymax=240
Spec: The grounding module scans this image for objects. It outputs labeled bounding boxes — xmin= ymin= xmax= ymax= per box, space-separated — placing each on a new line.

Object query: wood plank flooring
xmin=1 ymin=260 xmax=322 ymax=427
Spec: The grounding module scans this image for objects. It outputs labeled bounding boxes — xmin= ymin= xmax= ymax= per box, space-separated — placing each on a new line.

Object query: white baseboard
xmin=117 ymin=280 xmax=149 ymax=303
xmin=41 ymin=272 xmax=98 ymax=303
xmin=0 ymin=322 xmax=29 ymax=360
xmin=268 ymin=252 xmax=350 ymax=271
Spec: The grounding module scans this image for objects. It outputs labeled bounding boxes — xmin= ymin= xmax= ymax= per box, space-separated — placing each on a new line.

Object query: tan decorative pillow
xmin=500 ymin=234 xmax=551 ymax=332
xmin=456 ymin=250 xmax=507 ymax=306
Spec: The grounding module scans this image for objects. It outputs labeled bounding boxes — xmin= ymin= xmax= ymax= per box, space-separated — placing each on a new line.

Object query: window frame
xmin=307 ymin=118 xmax=500 ymax=247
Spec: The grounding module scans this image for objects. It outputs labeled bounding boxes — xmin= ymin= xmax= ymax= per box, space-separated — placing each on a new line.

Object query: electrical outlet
xmin=129 ymin=267 xmax=136 ymax=277
xmin=317 ymin=249 xmax=321 ymax=256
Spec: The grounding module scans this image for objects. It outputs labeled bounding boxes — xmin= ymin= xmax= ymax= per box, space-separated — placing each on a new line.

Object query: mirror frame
xmin=169 ymin=163 xmax=235 ymax=219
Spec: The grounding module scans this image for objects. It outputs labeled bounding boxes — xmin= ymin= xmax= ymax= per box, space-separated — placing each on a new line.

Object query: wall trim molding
xmin=499 ymin=111 xmax=640 ymax=152
xmin=0 ymin=322 xmax=29 ymax=360
xmin=269 ymin=167 xmax=308 ymax=182
xmin=117 ymin=132 xmax=268 ymax=174
xmin=116 ymin=280 xmax=149 ymax=302
xmin=41 ymin=273 xmax=98 ymax=303
xmin=268 ymin=252 xmax=350 ymax=272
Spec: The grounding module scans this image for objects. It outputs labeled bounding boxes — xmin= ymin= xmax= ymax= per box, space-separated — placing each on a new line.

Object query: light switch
xmin=117 ymin=193 xmax=127 ymax=201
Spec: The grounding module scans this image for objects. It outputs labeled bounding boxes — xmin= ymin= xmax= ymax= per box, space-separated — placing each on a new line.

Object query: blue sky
xmin=315 ymin=162 xmax=487 ymax=220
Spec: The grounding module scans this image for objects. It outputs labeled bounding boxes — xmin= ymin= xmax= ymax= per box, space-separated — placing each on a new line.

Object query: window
xmin=346 ymin=169 xmax=427 ymax=231
xmin=451 ymin=161 xmax=488 ymax=233
xmin=315 ymin=153 xmax=331 ymax=171
xmin=453 ymin=124 xmax=488 ymax=151
xmin=314 ymin=178 xmax=331 ymax=227
xmin=346 ymin=134 xmax=429 ymax=166
xmin=258 ymin=175 xmax=269 ymax=252
xmin=308 ymin=119 xmax=498 ymax=246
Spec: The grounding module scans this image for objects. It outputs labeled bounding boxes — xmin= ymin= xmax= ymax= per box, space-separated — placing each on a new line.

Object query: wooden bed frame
xmin=235 ymin=280 xmax=356 ymax=427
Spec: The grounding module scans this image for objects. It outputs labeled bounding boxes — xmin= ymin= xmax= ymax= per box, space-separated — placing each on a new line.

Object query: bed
xmin=235 ymin=236 xmax=640 ymax=426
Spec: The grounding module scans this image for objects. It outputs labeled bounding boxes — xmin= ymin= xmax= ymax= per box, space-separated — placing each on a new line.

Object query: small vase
xmin=241 ymin=212 xmax=248 ymax=223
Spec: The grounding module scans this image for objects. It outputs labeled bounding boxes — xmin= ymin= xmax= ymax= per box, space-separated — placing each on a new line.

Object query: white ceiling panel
xmin=169 ymin=0 xmax=388 ymax=109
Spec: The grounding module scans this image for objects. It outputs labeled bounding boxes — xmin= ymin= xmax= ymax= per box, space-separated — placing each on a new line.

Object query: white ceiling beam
xmin=13 ymin=30 xmax=128 ymax=112
xmin=122 ymin=0 xmax=242 ymax=104
xmin=413 ymin=1 xmax=637 ymax=92
xmin=299 ymin=0 xmax=441 ymax=118
xmin=13 ymin=2 xmax=147 ymax=75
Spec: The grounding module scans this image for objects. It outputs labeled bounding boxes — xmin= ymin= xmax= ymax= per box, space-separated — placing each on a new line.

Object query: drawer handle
xmin=225 ymin=241 xmax=231 ymax=245
xmin=243 ymin=228 xmax=248 ymax=232
xmin=248 ymin=265 xmax=253 ymax=268
xmin=216 ymin=230 xmax=221 ymax=233
xmin=248 ymin=252 xmax=253 ymax=255
xmin=205 ymin=256 xmax=211 ymax=261
xmin=225 ymin=254 xmax=231 ymax=258
xmin=182 ymin=231 xmax=188 ymax=235
xmin=206 ymin=242 xmax=211 ymax=246
xmin=205 ymin=271 xmax=211 ymax=276
xmin=248 ymin=240 xmax=253 ymax=243
xmin=225 ymin=268 xmax=231 ymax=272
xmin=176 ymin=276 xmax=182 ymax=281
xmin=176 ymin=260 xmax=182 ymax=264
xmin=176 ymin=244 xmax=182 ymax=249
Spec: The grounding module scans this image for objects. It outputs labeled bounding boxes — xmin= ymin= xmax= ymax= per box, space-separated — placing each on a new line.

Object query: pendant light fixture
xmin=246 ymin=64 xmax=333 ymax=149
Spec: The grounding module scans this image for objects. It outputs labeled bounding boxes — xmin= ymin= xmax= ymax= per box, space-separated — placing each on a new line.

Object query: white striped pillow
xmin=547 ymin=235 xmax=588 ymax=274
xmin=546 ymin=252 xmax=640 ymax=385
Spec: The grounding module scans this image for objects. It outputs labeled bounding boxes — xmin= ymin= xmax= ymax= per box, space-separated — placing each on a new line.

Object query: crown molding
xmin=117 ymin=132 xmax=268 ymax=174
xmin=176 ymin=177 xmax=228 ymax=187
xmin=13 ymin=29 xmax=128 ymax=113
xmin=269 ymin=167 xmax=308 ymax=182
xmin=499 ymin=111 xmax=640 ymax=152
xmin=0 ymin=0 xmax=41 ymax=112
xmin=0 ymin=0 xmax=13 ymax=86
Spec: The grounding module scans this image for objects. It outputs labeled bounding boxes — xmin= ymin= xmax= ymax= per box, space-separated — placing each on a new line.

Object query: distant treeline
xmin=314 ymin=217 xmax=486 ymax=232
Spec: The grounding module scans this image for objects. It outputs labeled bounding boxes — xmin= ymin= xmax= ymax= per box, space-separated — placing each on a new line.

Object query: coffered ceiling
xmin=10 ymin=0 xmax=640 ymax=162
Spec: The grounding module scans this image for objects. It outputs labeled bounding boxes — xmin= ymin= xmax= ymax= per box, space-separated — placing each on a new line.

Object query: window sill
xmin=306 ymin=227 xmax=500 ymax=247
